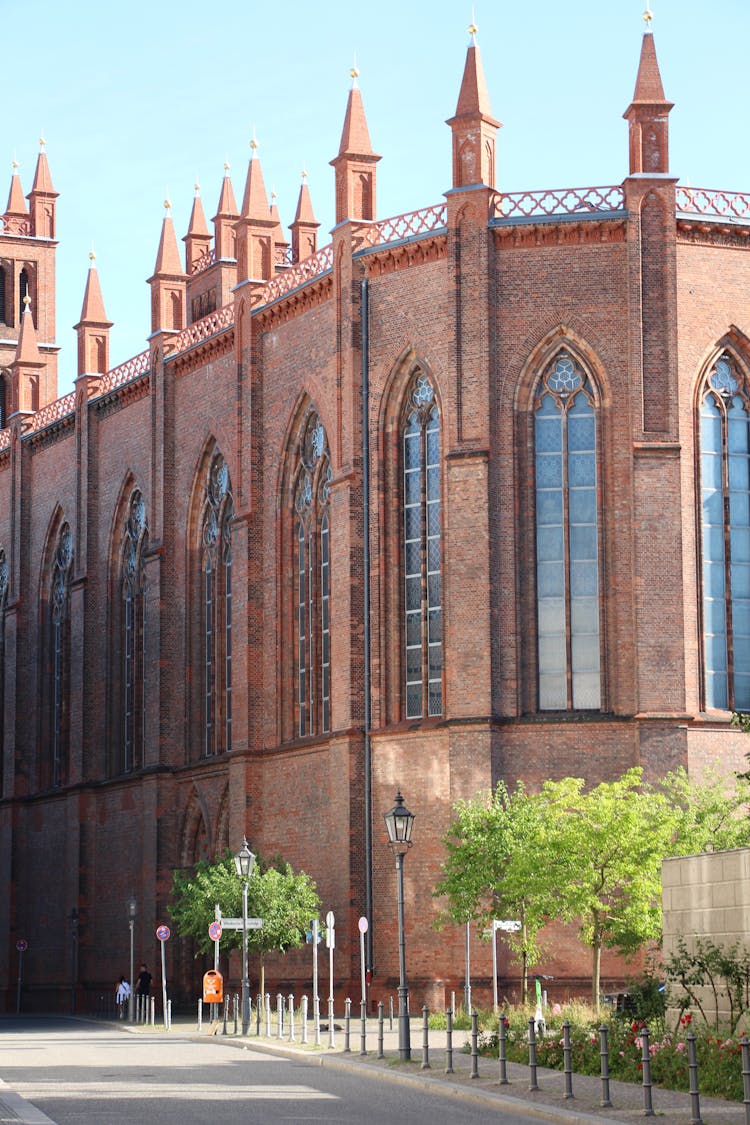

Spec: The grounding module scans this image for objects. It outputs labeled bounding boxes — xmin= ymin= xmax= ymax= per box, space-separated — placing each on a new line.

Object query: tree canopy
xmin=169 ymin=852 xmax=320 ymax=995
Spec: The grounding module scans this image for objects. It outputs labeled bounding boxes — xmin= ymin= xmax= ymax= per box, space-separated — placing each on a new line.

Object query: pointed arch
xmin=279 ymin=396 xmax=332 ymax=740
xmin=38 ymin=511 xmax=74 ymax=788
xmin=380 ymin=349 xmax=444 ymax=721
xmin=179 ymin=787 xmax=211 ymax=868
xmin=695 ymin=339 xmax=750 ymax=711
xmin=517 ymin=333 xmax=607 ymax=713
xmin=188 ymin=439 xmax=235 ymax=758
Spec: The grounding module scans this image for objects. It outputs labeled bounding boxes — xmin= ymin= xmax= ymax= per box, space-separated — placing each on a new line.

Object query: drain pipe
xmin=361 ymin=276 xmax=373 ymax=978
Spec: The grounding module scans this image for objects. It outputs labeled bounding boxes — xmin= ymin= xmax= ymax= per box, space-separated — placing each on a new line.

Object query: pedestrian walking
xmin=115 ymin=975 xmax=130 ymax=1018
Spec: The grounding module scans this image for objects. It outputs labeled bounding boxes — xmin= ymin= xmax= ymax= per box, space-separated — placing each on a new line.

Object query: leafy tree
xmin=541 ymin=769 xmax=679 ymax=1009
xmin=169 ymin=852 xmax=320 ymax=996
xmin=434 ymin=781 xmax=563 ymax=1002
xmin=659 ymin=767 xmax=750 ymax=854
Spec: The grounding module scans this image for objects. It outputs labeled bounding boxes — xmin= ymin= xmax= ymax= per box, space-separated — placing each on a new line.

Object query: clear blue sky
xmin=5 ymin=0 xmax=749 ymax=396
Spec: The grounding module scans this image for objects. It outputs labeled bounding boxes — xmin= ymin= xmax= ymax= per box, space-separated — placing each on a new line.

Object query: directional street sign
xmin=219 ymin=917 xmax=263 ymax=930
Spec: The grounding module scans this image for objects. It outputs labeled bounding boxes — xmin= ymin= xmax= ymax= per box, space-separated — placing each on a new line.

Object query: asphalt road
xmin=0 ymin=1016 xmax=530 ymax=1125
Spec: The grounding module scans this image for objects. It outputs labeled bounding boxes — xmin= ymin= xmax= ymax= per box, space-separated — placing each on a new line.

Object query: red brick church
xmin=1 ymin=23 xmax=748 ymax=1011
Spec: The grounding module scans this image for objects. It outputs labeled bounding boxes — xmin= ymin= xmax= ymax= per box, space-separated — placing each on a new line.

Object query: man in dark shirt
xmin=136 ymin=964 xmax=152 ymax=996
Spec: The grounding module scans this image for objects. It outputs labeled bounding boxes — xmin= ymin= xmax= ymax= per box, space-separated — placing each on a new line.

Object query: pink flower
xmin=676 ymin=1043 xmax=685 ymax=1052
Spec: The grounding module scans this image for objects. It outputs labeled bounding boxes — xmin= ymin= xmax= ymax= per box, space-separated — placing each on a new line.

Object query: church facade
xmin=1 ymin=27 xmax=749 ymax=1012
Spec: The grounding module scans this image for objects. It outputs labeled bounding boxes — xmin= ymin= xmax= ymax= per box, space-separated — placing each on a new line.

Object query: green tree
xmin=434 ymin=781 xmax=562 ymax=1003
xmin=541 ymin=769 xmax=679 ymax=1010
xmin=660 ymin=766 xmax=750 ymax=853
xmin=169 ymin=852 xmax=320 ymax=996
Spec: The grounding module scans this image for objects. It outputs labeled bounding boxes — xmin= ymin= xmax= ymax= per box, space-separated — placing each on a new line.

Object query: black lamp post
xmin=234 ymin=837 xmax=256 ymax=1035
xmin=384 ymin=790 xmax=415 ymax=1062
xmin=127 ymin=896 xmax=137 ymax=1023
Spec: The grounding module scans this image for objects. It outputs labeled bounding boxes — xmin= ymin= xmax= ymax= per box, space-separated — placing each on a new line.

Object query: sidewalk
xmin=147 ymin=1014 xmax=746 ymax=1124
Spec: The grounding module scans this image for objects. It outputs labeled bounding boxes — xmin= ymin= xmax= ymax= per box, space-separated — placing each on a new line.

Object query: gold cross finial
xmin=469 ymin=5 xmax=477 ymax=43
xmin=643 ymin=0 xmax=653 ymax=27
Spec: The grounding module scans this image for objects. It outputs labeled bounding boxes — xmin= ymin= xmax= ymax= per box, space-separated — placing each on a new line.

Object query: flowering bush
xmin=479 ymin=1005 xmax=746 ymax=1102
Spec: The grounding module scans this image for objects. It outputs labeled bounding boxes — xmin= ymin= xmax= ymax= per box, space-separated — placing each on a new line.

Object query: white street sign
xmin=220 ymin=918 xmax=263 ymax=930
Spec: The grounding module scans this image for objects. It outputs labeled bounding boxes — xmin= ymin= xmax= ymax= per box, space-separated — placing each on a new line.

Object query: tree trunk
xmin=592 ymin=936 xmax=602 ymax=1011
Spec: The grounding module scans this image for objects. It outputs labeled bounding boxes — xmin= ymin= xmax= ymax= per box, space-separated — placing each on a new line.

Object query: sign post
xmin=358 ymin=917 xmax=368 ymax=1055
xmin=15 ymin=939 xmax=27 ymax=1014
xmin=156 ymin=924 xmax=170 ymax=1029
xmin=491 ymin=920 xmax=521 ymax=1014
xmin=208 ymin=918 xmax=222 ymax=1022
xmin=326 ymin=910 xmax=335 ymax=1048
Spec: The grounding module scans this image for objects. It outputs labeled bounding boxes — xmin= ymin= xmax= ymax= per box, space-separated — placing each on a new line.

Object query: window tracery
xmin=201 ymin=453 xmax=234 ymax=755
xmin=121 ymin=491 xmax=147 ymax=772
xmin=49 ymin=524 xmax=73 ymax=787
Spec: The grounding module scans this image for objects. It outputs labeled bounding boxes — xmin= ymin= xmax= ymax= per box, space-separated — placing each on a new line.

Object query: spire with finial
xmin=213 ymin=162 xmax=239 ymax=261
xmin=643 ymin=0 xmax=653 ymax=32
xmin=5 ymin=157 xmax=28 ymax=219
xmin=28 ymin=133 xmax=58 ymax=238
xmin=184 ymin=180 xmax=212 ymax=272
xmin=149 ymin=196 xmax=187 ymax=333
xmin=12 ymin=292 xmax=45 ymax=413
xmin=446 ymin=19 xmax=501 ymax=190
xmin=75 ymin=247 xmax=113 ymax=377
xmin=624 ymin=10 xmax=673 ymax=176
xmin=331 ymin=61 xmax=380 ymax=224
xmin=291 ymin=169 xmax=320 ymax=262
xmin=236 ymin=133 xmax=276 ymax=282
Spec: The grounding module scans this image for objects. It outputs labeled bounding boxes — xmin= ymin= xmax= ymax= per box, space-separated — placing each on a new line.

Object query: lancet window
xmin=201 ymin=453 xmax=234 ymax=756
xmin=534 ymin=352 xmax=601 ymax=711
xmin=402 ymin=371 xmax=442 ymax=720
xmin=699 ymin=354 xmax=750 ymax=711
xmin=293 ymin=413 xmax=331 ymax=737
xmin=121 ymin=491 xmax=148 ymax=772
xmin=48 ymin=524 xmax=73 ymax=787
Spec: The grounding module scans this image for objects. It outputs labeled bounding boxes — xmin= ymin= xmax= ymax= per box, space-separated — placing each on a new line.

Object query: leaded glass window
xmin=700 ymin=354 xmax=750 ymax=710
xmin=201 ymin=453 xmax=234 ymax=755
xmin=122 ymin=492 xmax=147 ymax=772
xmin=402 ymin=372 xmax=442 ymax=719
xmin=534 ymin=352 xmax=601 ymax=711
xmin=294 ymin=413 xmax=331 ymax=737
xmin=50 ymin=524 xmax=73 ymax=786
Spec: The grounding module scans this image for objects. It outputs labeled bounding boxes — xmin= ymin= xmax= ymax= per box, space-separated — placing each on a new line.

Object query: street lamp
xmin=234 ymin=837 xmax=256 ymax=1035
xmin=384 ymin=790 xmax=415 ymax=1062
xmin=127 ymin=896 xmax=137 ymax=1023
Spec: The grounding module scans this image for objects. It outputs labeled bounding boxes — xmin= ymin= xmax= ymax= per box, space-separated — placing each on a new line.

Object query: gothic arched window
xmin=534 ymin=351 xmax=601 ymax=711
xmin=0 ymin=264 xmax=7 ymax=325
xmin=293 ymin=413 xmax=331 ymax=737
xmin=19 ymin=268 xmax=30 ymax=323
xmin=699 ymin=354 xmax=750 ymax=711
xmin=48 ymin=524 xmax=73 ymax=787
xmin=201 ymin=453 xmax=234 ymax=756
xmin=402 ymin=371 xmax=442 ymax=720
xmin=0 ymin=548 xmax=7 ymax=797
xmin=121 ymin=491 xmax=148 ymax=772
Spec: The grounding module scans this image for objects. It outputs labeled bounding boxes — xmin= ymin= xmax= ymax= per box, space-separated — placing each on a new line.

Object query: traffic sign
xmin=219 ymin=917 xmax=263 ymax=930
xmin=16 ymin=939 xmax=27 ymax=952
xmin=156 ymin=924 xmax=171 ymax=941
xmin=208 ymin=921 xmax=222 ymax=941
xmin=494 ymin=919 xmax=521 ymax=932
xmin=358 ymin=916 xmax=368 ymax=934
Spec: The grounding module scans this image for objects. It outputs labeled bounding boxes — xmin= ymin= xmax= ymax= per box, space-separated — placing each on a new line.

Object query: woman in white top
xmin=115 ymin=975 xmax=131 ymax=1018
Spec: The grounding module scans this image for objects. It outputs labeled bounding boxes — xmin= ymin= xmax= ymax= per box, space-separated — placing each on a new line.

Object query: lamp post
xmin=384 ymin=790 xmax=415 ymax=1062
xmin=127 ymin=896 xmax=137 ymax=1023
xmin=234 ymin=837 xmax=256 ymax=1036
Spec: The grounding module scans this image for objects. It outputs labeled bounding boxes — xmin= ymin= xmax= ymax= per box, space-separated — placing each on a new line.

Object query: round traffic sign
xmin=16 ymin=939 xmax=28 ymax=952
xmin=326 ymin=910 xmax=335 ymax=928
xmin=208 ymin=921 xmax=222 ymax=941
xmin=156 ymin=924 xmax=171 ymax=941
xmin=358 ymin=916 xmax=368 ymax=934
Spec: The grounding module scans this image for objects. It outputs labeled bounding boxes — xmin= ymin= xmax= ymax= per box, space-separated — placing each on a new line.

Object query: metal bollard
xmin=233 ymin=993 xmax=238 ymax=1035
xmin=640 ymin=1026 xmax=655 ymax=1117
xmin=289 ymin=993 xmax=295 ymax=1042
xmin=222 ymin=996 xmax=229 ymax=1035
xmin=167 ymin=999 xmax=172 ymax=1030
xmin=599 ymin=1024 xmax=612 ymax=1107
xmin=470 ymin=1011 xmax=479 ymax=1079
xmin=377 ymin=1000 xmax=385 ymax=1059
xmin=344 ymin=997 xmax=351 ymax=1052
xmin=276 ymin=993 xmax=284 ymax=1038
xmin=446 ymin=1008 xmax=454 ymax=1075
xmin=315 ymin=996 xmax=321 ymax=1047
xmin=741 ymin=1036 xmax=750 ymax=1125
xmin=528 ymin=1016 xmax=540 ymax=1091
xmin=256 ymin=993 xmax=261 ymax=1036
xmin=498 ymin=1014 xmax=508 ymax=1085
xmin=360 ymin=999 xmax=367 ymax=1056
xmin=301 ymin=995 xmax=309 ymax=1044
xmin=563 ymin=1020 xmax=574 ymax=1099
xmin=389 ymin=994 xmax=394 ymax=1030
xmin=265 ymin=993 xmax=271 ymax=1037
xmin=687 ymin=1032 xmax=703 ymax=1125
xmin=421 ymin=1006 xmax=431 ymax=1069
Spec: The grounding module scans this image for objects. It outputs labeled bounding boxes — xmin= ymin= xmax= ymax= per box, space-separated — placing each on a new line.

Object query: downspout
xmin=361 ymin=277 xmax=373 ymax=977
